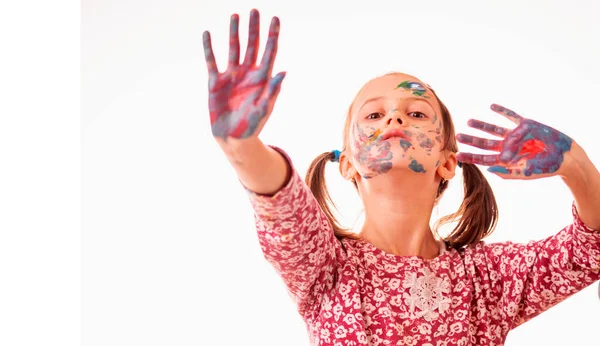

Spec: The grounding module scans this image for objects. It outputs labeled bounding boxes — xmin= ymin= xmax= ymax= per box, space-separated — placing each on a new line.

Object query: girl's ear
xmin=339 ymin=150 xmax=358 ymax=181
xmin=437 ymin=152 xmax=458 ymax=180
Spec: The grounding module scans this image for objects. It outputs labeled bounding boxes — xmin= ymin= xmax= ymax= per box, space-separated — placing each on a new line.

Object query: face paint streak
xmin=409 ymin=158 xmax=426 ymax=173
xmin=432 ymin=114 xmax=438 ymax=124
xmin=399 ymin=139 xmax=412 ymax=151
xmin=417 ymin=133 xmax=435 ymax=153
xmin=367 ymin=128 xmax=383 ymax=145
xmin=434 ymin=120 xmax=442 ymax=143
xmin=395 ymin=81 xmax=430 ymax=98
xmin=353 ymin=123 xmax=394 ymax=179
xmin=435 ymin=160 xmax=439 ymax=167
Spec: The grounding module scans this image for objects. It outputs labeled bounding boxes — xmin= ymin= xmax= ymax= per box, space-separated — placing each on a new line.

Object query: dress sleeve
xmin=479 ymin=203 xmax=600 ymax=330
xmin=243 ymin=146 xmax=346 ymax=315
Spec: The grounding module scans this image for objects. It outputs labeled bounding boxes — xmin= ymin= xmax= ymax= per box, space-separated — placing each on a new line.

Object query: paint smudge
xmin=367 ymin=128 xmax=383 ymax=145
xmin=409 ymin=158 xmax=426 ymax=173
xmin=417 ymin=133 xmax=435 ymax=153
xmin=353 ymin=124 xmax=393 ymax=179
xmin=395 ymin=81 xmax=429 ymax=98
xmin=458 ymin=107 xmax=572 ymax=177
xmin=400 ymin=139 xmax=412 ymax=151
xmin=204 ymin=12 xmax=285 ymax=140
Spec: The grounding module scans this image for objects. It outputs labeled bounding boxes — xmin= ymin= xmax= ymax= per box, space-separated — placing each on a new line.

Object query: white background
xmin=4 ymin=0 xmax=600 ymax=346
xmin=0 ymin=1 xmax=80 ymax=346
xmin=81 ymin=0 xmax=600 ymax=345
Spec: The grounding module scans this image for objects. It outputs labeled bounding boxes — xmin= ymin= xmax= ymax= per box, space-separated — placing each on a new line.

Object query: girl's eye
xmin=409 ymin=112 xmax=427 ymax=119
xmin=366 ymin=112 xmax=384 ymax=120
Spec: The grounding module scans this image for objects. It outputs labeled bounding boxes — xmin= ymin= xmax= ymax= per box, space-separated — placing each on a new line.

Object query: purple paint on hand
xmin=457 ymin=104 xmax=572 ymax=177
xmin=203 ymin=10 xmax=286 ymax=141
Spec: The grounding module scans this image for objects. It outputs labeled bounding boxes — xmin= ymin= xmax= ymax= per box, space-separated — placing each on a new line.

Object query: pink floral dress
xmin=245 ymin=148 xmax=600 ymax=346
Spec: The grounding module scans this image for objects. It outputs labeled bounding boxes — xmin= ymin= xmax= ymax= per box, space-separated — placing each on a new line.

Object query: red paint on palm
xmin=518 ymin=139 xmax=546 ymax=159
xmin=203 ymin=10 xmax=286 ymax=140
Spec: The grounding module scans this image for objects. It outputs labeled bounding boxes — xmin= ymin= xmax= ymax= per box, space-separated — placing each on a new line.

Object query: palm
xmin=456 ymin=104 xmax=573 ymax=178
xmin=203 ymin=10 xmax=285 ymax=140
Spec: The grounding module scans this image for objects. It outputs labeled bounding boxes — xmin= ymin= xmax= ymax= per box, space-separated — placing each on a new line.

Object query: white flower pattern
xmin=402 ymin=268 xmax=451 ymax=322
xmin=246 ymin=147 xmax=600 ymax=346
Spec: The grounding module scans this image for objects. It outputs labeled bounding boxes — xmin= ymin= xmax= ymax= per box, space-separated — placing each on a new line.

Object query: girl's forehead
xmin=351 ymin=74 xmax=439 ymax=115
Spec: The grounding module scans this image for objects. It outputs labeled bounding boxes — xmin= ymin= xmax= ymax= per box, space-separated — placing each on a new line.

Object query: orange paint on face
xmin=367 ymin=128 xmax=382 ymax=145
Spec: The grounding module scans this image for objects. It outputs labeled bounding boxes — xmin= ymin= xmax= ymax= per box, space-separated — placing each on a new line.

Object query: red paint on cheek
xmin=518 ymin=139 xmax=546 ymax=159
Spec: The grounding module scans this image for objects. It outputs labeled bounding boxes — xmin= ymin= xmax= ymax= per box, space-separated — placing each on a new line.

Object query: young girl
xmin=203 ymin=9 xmax=600 ymax=346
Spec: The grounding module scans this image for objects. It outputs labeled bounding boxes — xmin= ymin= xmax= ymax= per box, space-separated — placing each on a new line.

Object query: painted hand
xmin=203 ymin=9 xmax=286 ymax=141
xmin=456 ymin=104 xmax=573 ymax=179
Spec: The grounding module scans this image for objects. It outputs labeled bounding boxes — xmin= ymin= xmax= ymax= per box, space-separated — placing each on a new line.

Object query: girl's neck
xmin=357 ymin=179 xmax=441 ymax=259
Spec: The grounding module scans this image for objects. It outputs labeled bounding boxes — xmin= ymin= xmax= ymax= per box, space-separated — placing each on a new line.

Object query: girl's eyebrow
xmin=358 ymin=96 xmax=435 ymax=113
xmin=357 ymin=96 xmax=385 ymax=113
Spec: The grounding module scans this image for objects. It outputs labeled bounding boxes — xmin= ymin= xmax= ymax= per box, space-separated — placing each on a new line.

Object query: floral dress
xmin=245 ymin=147 xmax=600 ymax=346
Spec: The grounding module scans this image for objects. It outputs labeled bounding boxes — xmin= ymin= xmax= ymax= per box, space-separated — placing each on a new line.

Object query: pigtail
xmin=305 ymin=152 xmax=357 ymax=240
xmin=436 ymin=162 xmax=499 ymax=249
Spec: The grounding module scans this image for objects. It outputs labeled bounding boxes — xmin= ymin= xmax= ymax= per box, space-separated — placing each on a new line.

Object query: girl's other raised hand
xmin=203 ymin=9 xmax=285 ymax=146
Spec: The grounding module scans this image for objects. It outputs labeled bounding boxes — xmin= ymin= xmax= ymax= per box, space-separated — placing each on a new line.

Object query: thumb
xmin=261 ymin=72 xmax=286 ymax=115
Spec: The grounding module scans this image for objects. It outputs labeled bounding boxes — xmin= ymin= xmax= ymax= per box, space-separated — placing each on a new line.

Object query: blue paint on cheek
xmin=400 ymin=139 xmax=412 ymax=151
xmin=409 ymin=159 xmax=426 ymax=173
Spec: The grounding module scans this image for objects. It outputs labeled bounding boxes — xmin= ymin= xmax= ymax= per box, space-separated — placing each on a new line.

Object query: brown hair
xmin=305 ymin=73 xmax=498 ymax=249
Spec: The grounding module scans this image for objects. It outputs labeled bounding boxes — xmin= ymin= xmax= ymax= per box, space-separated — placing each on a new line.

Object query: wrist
xmin=218 ymin=136 xmax=266 ymax=165
xmin=559 ymin=141 xmax=592 ymax=182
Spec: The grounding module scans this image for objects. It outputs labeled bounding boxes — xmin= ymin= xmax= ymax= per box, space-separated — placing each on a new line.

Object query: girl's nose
xmin=387 ymin=114 xmax=403 ymax=125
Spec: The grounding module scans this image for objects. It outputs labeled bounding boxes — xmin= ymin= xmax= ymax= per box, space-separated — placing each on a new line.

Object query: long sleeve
xmin=478 ymin=203 xmax=600 ymax=330
xmin=244 ymin=146 xmax=347 ymax=316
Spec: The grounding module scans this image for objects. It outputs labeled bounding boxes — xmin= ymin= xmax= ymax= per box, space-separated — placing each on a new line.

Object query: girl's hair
xmin=305 ymin=73 xmax=499 ymax=249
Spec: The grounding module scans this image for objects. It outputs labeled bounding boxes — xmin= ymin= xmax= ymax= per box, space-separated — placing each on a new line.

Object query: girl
xmin=203 ymin=9 xmax=600 ymax=346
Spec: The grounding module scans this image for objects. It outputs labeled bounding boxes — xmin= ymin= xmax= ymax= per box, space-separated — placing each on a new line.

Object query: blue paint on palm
xmin=494 ymin=120 xmax=572 ymax=176
xmin=488 ymin=166 xmax=510 ymax=174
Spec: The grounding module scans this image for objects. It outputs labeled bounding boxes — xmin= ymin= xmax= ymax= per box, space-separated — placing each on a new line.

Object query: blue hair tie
xmin=457 ymin=161 xmax=463 ymax=168
xmin=331 ymin=150 xmax=341 ymax=163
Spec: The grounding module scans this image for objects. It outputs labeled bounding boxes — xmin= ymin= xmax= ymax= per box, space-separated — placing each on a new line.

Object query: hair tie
xmin=457 ymin=161 xmax=463 ymax=168
xmin=331 ymin=150 xmax=341 ymax=163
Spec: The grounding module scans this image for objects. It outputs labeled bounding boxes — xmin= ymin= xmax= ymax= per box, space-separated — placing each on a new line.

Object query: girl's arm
xmin=478 ymin=201 xmax=600 ymax=330
xmin=221 ymin=137 xmax=290 ymax=196
xmin=203 ymin=11 xmax=344 ymax=315
xmin=561 ymin=141 xmax=600 ymax=230
xmin=457 ymin=104 xmax=600 ymax=330
xmin=243 ymin=145 xmax=345 ymax=315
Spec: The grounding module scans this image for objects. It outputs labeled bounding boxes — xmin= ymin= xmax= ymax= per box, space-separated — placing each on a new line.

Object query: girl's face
xmin=347 ymin=74 xmax=447 ymax=180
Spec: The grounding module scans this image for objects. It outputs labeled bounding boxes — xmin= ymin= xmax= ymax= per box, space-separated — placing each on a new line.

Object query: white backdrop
xmin=82 ymin=0 xmax=600 ymax=345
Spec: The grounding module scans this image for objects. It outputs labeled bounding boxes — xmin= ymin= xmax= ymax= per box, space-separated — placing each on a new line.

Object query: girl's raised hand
xmin=456 ymin=104 xmax=573 ymax=179
xmin=203 ymin=9 xmax=285 ymax=143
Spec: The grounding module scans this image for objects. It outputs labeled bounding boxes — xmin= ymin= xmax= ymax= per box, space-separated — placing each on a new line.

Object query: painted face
xmin=349 ymin=74 xmax=444 ymax=179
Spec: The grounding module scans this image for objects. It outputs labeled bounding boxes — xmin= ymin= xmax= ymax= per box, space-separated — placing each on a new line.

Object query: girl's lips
xmin=382 ymin=129 xmax=408 ymax=140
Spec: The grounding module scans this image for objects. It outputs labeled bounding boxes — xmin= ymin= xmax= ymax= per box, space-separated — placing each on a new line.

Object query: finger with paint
xmin=203 ymin=9 xmax=287 ymax=141
xmin=456 ymin=104 xmax=572 ymax=179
